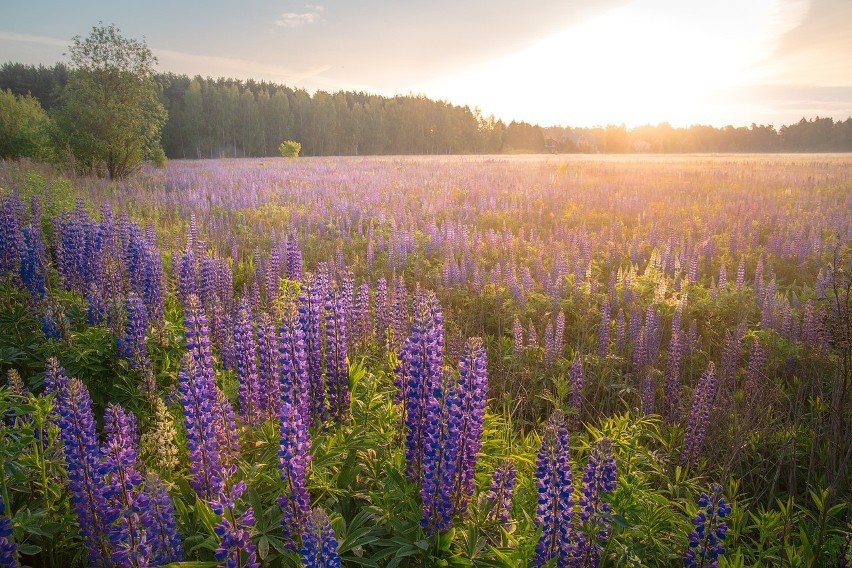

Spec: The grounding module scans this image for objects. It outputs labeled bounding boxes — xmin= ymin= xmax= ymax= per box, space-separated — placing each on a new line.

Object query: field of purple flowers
xmin=0 ymin=155 xmax=850 ymax=567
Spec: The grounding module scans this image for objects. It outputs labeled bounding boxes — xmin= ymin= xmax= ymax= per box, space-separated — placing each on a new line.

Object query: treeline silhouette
xmin=2 ymin=62 xmax=851 ymax=156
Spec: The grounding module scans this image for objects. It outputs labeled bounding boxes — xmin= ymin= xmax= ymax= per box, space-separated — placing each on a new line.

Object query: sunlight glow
xmin=418 ymin=0 xmax=810 ymax=127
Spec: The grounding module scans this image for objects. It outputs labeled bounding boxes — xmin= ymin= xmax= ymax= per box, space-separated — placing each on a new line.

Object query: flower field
xmin=0 ymin=154 xmax=850 ymax=567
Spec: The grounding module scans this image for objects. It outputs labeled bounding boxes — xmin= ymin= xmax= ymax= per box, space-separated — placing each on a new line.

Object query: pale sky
xmin=2 ymin=0 xmax=851 ymax=128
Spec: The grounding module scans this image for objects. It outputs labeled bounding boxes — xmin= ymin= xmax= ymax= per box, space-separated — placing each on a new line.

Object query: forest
xmin=2 ymin=62 xmax=852 ymax=158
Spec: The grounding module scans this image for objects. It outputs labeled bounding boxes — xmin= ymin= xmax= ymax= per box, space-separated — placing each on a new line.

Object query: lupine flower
xmin=0 ymin=192 xmax=22 ymax=279
xmin=101 ymin=404 xmax=152 ymax=566
xmin=87 ymin=283 xmax=106 ymax=326
xmin=534 ymin=410 xmax=575 ymax=567
xmin=54 ymin=372 xmax=112 ymax=566
xmin=117 ymin=294 xmax=150 ymax=370
xmin=451 ymin=338 xmax=488 ymax=516
xmin=213 ymin=504 xmax=259 ymax=568
xmin=299 ymin=276 xmax=327 ymax=425
xmin=665 ymin=328 xmax=683 ymax=423
xmin=419 ymin=371 xmax=462 ymax=534
xmin=140 ymin=397 xmax=180 ymax=472
xmin=684 ymin=483 xmax=731 ymax=568
xmin=400 ymin=292 xmax=444 ymax=482
xmin=512 ymin=315 xmax=524 ymax=355
xmin=299 ymin=508 xmax=341 ymax=568
xmin=178 ymin=248 xmax=197 ymax=307
xmin=20 ymin=224 xmax=46 ymax=300
xmin=178 ymin=349 xmax=225 ymax=499
xmin=527 ymin=320 xmax=538 ymax=348
xmin=145 ymin=474 xmax=184 ymax=564
xmin=568 ymin=355 xmax=584 ymax=429
xmin=391 ymin=277 xmax=409 ymax=350
xmin=485 ymin=459 xmax=516 ymax=523
xmin=682 ymin=362 xmax=718 ymax=466
xmin=278 ymin=401 xmax=312 ymax=547
xmin=0 ymin=494 xmax=18 ymax=568
xmin=574 ymin=438 xmax=618 ymax=567
xmin=256 ymin=312 xmax=280 ymax=421
xmin=374 ymin=277 xmax=389 ymax=347
xmin=279 ymin=313 xmax=310 ymax=422
xmin=233 ymin=299 xmax=261 ymax=426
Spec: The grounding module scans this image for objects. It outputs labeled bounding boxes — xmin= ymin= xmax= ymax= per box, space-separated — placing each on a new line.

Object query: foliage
xmin=280 ymin=140 xmax=302 ymax=158
xmin=0 ymin=90 xmax=55 ymax=162
xmin=53 ymin=23 xmax=167 ymax=179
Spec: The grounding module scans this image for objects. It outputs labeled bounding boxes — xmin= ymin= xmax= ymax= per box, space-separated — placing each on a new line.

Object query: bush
xmin=279 ymin=140 xmax=301 ymax=158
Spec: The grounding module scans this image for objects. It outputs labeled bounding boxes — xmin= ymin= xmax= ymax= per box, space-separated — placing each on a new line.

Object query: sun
xmin=419 ymin=0 xmax=809 ymax=127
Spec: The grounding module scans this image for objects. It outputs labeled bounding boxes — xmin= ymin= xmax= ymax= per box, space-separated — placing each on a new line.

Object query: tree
xmin=55 ymin=23 xmax=167 ymax=178
xmin=0 ymin=89 xmax=55 ymax=161
xmin=279 ymin=140 xmax=301 ymax=157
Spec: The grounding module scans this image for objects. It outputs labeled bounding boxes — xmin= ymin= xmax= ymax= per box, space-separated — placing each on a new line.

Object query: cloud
xmin=0 ymin=31 xmax=67 ymax=47
xmin=275 ymin=4 xmax=325 ymax=28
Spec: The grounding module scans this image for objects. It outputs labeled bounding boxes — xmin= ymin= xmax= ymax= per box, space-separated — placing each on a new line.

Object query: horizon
xmin=2 ymin=0 xmax=851 ymax=129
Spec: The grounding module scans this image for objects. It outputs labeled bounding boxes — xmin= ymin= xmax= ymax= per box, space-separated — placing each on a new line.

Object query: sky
xmin=2 ymin=0 xmax=851 ymax=128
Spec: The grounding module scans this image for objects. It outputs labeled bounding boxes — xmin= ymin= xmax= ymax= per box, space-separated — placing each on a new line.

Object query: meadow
xmin=0 ymin=154 xmax=850 ymax=567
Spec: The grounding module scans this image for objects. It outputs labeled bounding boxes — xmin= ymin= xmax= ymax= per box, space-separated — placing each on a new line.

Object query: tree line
xmin=3 ymin=57 xmax=852 ymax=164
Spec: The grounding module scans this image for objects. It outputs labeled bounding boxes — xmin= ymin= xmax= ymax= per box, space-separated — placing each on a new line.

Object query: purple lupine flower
xmin=0 ymin=193 xmax=23 ymax=279
xmin=213 ymin=504 xmax=259 ymax=568
xmin=324 ymin=289 xmax=349 ymax=423
xmin=353 ymin=282 xmax=372 ymax=347
xmin=401 ymin=292 xmax=445 ymax=482
xmin=145 ymin=474 xmax=183 ymax=565
xmin=299 ymin=276 xmax=327 ymax=425
xmin=527 ymin=320 xmax=538 ymax=349
xmin=279 ymin=313 xmax=310 ymax=422
xmin=391 ymin=277 xmax=409 ymax=350
xmin=54 ymin=372 xmax=112 ymax=566
xmin=684 ymin=483 xmax=731 ymax=568
xmin=512 ymin=315 xmax=524 ymax=355
xmin=211 ymin=299 xmax=236 ymax=371
xmin=801 ymin=299 xmax=822 ymax=348
xmin=420 ymin=369 xmax=461 ymax=534
xmin=299 ymin=508 xmax=341 ymax=568
xmin=178 ymin=247 xmax=197 ymax=308
xmin=682 ymin=362 xmax=718 ymax=466
xmin=20 ymin=224 xmax=46 ymax=300
xmin=485 ymin=459 xmax=516 ymax=523
xmin=554 ymin=310 xmax=565 ymax=358
xmin=233 ymin=299 xmax=261 ymax=426
xmin=141 ymin=244 xmax=164 ymax=324
xmin=213 ymin=386 xmax=241 ymax=469
xmin=665 ymin=327 xmax=683 ymax=424
xmin=568 ymin=354 xmax=584 ymax=430
xmin=178 ymin=351 xmax=225 ymax=500
xmin=256 ymin=312 xmax=280 ymax=422
xmin=451 ymin=338 xmax=488 ymax=516
xmin=574 ymin=438 xmax=618 ymax=568
xmin=534 ymin=410 xmax=575 ymax=567
xmin=286 ymin=235 xmax=303 ymax=280
xmin=374 ymin=277 xmax=389 ymax=347
xmin=101 ymin=404 xmax=152 ymax=566
xmin=0 ymin=494 xmax=18 ymax=568
xmin=87 ymin=283 xmax=106 ymax=326
xmin=278 ymin=401 xmax=312 ymax=547
xmin=599 ymin=299 xmax=611 ymax=357
xmin=117 ymin=294 xmax=150 ymax=370
xmin=736 ymin=257 xmax=745 ymax=290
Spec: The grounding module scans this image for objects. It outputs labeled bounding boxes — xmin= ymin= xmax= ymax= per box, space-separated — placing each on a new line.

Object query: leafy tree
xmin=55 ymin=23 xmax=167 ymax=178
xmin=279 ymin=140 xmax=301 ymax=157
xmin=0 ymin=89 xmax=55 ymax=161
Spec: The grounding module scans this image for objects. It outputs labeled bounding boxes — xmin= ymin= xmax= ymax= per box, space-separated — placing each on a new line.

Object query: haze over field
xmin=2 ymin=0 xmax=851 ymax=128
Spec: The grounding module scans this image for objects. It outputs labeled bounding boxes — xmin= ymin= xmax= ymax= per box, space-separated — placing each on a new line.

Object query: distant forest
xmin=3 ymin=62 xmax=852 ymax=157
